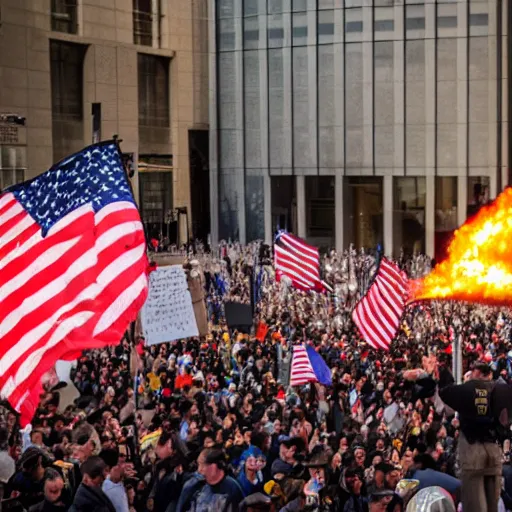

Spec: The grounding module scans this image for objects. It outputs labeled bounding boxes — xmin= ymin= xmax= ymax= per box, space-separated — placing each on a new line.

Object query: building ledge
xmin=48 ymin=32 xmax=176 ymax=59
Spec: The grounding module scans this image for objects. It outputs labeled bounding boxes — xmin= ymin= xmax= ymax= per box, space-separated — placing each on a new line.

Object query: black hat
xmin=304 ymin=446 xmax=331 ymax=468
xmin=375 ymin=462 xmax=396 ymax=474
xmin=279 ymin=436 xmax=305 ymax=452
xmin=239 ymin=493 xmax=272 ymax=511
xmin=369 ymin=489 xmax=395 ymax=502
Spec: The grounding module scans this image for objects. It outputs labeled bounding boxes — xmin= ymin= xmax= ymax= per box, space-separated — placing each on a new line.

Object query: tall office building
xmin=209 ymin=0 xmax=510 ymax=260
xmin=0 ymin=0 xmax=210 ymax=243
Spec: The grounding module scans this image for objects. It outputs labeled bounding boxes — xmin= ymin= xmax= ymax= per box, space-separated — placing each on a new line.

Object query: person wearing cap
xmin=437 ymin=361 xmax=512 ymax=512
xmin=6 ymin=447 xmax=47 ymax=510
xmin=368 ymin=489 xmax=394 ymax=512
xmin=276 ymin=446 xmax=335 ymax=512
xmin=337 ymin=466 xmax=368 ymax=512
xmin=236 ymin=446 xmax=266 ymax=496
xmin=239 ymin=492 xmax=277 ymax=512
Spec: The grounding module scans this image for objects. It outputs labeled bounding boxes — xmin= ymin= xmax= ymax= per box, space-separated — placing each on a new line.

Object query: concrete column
xmin=394 ymin=40 xmax=405 ymax=173
xmin=208 ymin=0 xmax=219 ymax=246
xmin=362 ymin=39 xmax=373 ymax=171
xmin=283 ymin=10 xmax=293 ymax=172
xmin=457 ymin=176 xmax=467 ymax=227
xmin=383 ymin=175 xmax=393 ymax=257
xmin=335 ymin=174 xmax=343 ymax=251
xmin=502 ymin=0 xmax=509 ymax=189
xmin=425 ymin=37 xmax=436 ymax=173
xmin=456 ymin=2 xmax=468 ymax=187
xmin=456 ymin=1 xmax=468 ymax=227
xmin=152 ymin=0 xmax=160 ymax=49
xmin=296 ymin=175 xmax=306 ymax=238
xmin=488 ymin=0 xmax=498 ymax=192
xmin=235 ymin=2 xmax=246 ymax=244
xmin=308 ymin=10 xmax=317 ymax=172
xmin=334 ymin=9 xmax=344 ymax=171
xmin=259 ymin=13 xmax=271 ymax=244
xmin=264 ymin=174 xmax=272 ymax=244
xmin=426 ymin=175 xmax=435 ymax=258
xmin=394 ymin=2 xmax=405 ymax=173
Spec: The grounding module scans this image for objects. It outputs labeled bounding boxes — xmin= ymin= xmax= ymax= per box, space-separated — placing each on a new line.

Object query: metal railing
xmin=51 ymin=0 xmax=78 ymax=34
xmin=133 ymin=8 xmax=153 ymax=46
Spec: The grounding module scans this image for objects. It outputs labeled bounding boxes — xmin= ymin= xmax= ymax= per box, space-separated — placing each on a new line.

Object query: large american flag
xmin=274 ymin=231 xmax=324 ymax=292
xmin=0 ymin=142 xmax=148 ymax=425
xmin=352 ymin=258 xmax=408 ymax=351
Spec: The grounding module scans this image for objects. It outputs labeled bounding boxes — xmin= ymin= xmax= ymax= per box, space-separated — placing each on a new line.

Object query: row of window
xmin=0 ymin=146 xmax=173 ymax=241
xmin=220 ymin=0 xmax=474 ymax=18
xmin=49 ymin=41 xmax=170 ymax=127
xmin=51 ymin=0 xmax=160 ymax=47
xmin=222 ymin=173 xmax=490 ymax=252
xmin=219 ymin=11 xmax=489 ymax=51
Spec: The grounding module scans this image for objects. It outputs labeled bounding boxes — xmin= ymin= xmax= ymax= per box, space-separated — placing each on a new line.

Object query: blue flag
xmin=306 ymin=346 xmax=332 ymax=387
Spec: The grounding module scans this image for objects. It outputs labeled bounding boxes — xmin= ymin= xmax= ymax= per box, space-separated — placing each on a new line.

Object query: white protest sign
xmin=141 ymin=265 xmax=199 ymax=345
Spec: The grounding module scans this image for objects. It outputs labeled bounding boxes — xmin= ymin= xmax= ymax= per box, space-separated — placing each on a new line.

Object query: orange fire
xmin=410 ymin=187 xmax=512 ymax=305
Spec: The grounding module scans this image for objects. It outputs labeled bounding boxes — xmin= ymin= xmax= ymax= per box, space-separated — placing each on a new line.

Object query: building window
xmin=292 ymin=12 xmax=308 ymax=45
xmin=374 ymin=19 xmax=394 ymax=32
xmin=51 ymin=0 xmax=78 ymax=34
xmin=268 ymin=14 xmax=284 ymax=48
xmin=406 ymin=5 xmax=425 ymax=35
xmin=133 ymin=0 xmax=155 ymax=46
xmin=50 ymin=41 xmax=86 ymax=120
xmin=138 ymin=54 xmax=170 ymax=127
xmin=346 ymin=8 xmax=363 ymax=34
xmin=306 ymin=176 xmax=335 ymax=244
xmin=344 ymin=177 xmax=383 ymax=250
xmin=271 ymin=176 xmax=296 ymax=234
xmin=0 ymin=146 xmax=26 ymax=190
xmin=394 ymin=177 xmax=425 ymax=257
xmin=318 ymin=10 xmax=335 ymax=44
xmin=470 ymin=13 xmax=488 ymax=26
xmin=437 ymin=16 xmax=457 ymax=28
xmin=435 ymin=176 xmax=457 ymax=262
xmin=437 ymin=3 xmax=457 ymax=33
xmin=139 ymin=168 xmax=173 ymax=242
xmin=346 ymin=21 xmax=363 ymax=33
xmin=406 ymin=17 xmax=425 ymax=30
xmin=467 ymin=176 xmax=490 ymax=218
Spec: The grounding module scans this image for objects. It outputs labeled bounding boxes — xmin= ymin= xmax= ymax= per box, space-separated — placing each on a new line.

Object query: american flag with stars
xmin=0 ymin=141 xmax=148 ymax=425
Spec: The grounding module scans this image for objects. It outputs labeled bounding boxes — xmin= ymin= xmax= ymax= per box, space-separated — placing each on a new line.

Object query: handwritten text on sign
xmin=141 ymin=265 xmax=199 ymax=345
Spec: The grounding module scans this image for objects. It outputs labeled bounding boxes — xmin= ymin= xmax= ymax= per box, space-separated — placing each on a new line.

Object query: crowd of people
xmin=0 ymin=244 xmax=512 ymax=512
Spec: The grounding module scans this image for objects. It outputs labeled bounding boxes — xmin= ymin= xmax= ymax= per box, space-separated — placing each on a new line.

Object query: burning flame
xmin=411 ymin=187 xmax=512 ymax=305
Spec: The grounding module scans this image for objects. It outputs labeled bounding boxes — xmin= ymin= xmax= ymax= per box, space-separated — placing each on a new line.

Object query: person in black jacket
xmin=438 ymin=362 xmax=512 ymax=512
xmin=148 ymin=430 xmax=191 ymax=512
xmin=29 ymin=468 xmax=70 ymax=512
xmin=68 ymin=457 xmax=115 ymax=512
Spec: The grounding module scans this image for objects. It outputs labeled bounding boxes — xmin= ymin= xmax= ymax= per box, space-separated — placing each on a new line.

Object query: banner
xmin=141 ymin=265 xmax=199 ymax=345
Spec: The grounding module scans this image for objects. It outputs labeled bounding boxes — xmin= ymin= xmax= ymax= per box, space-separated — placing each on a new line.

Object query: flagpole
xmin=321 ymin=280 xmax=333 ymax=293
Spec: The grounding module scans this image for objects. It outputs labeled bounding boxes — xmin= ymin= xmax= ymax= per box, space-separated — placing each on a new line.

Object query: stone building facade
xmin=0 ymin=0 xmax=210 ymax=242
